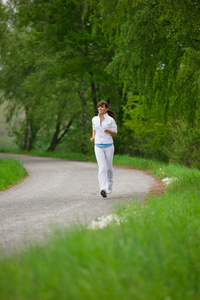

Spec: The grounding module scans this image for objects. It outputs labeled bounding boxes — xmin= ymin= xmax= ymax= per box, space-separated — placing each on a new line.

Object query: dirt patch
xmin=114 ymin=165 xmax=166 ymax=198
xmin=146 ymin=171 xmax=166 ymax=196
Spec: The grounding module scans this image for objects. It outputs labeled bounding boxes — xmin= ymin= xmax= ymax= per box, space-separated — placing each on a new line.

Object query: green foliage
xmin=0 ymin=27 xmax=48 ymax=150
xmin=86 ymin=0 xmax=200 ymax=167
xmin=118 ymin=96 xmax=168 ymax=160
xmin=120 ymin=96 xmax=200 ymax=167
xmin=0 ymin=0 xmax=121 ymax=152
xmin=90 ymin=0 xmax=200 ymax=118
xmin=1 ymin=0 xmax=200 ymax=167
xmin=0 ymin=158 xmax=27 ymax=190
xmin=164 ymin=120 xmax=200 ymax=169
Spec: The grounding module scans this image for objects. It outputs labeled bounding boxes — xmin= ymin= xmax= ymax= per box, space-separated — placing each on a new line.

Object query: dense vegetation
xmin=0 ymin=0 xmax=199 ymax=168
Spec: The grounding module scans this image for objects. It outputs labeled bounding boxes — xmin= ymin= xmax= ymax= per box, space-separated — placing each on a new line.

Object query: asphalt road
xmin=0 ymin=153 xmax=157 ymax=254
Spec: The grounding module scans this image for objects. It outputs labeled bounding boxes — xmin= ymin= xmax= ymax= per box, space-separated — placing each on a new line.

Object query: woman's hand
xmin=104 ymin=129 xmax=117 ymax=136
xmin=90 ymin=137 xmax=95 ymax=142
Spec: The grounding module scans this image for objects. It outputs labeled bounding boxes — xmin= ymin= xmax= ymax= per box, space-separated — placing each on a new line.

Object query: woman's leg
xmin=104 ymin=145 xmax=114 ymax=193
xmin=94 ymin=146 xmax=107 ymax=192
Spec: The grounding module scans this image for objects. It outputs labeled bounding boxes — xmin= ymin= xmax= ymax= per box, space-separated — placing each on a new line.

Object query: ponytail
xmin=107 ymin=109 xmax=116 ymax=121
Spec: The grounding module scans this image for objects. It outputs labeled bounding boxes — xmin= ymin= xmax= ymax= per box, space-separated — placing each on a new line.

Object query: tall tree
xmin=87 ymin=0 xmax=200 ymax=124
xmin=85 ymin=0 xmax=200 ymax=166
xmin=1 ymin=0 xmax=122 ymax=152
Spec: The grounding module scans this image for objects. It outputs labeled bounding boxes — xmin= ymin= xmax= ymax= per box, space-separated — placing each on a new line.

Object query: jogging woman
xmin=90 ymin=100 xmax=117 ymax=198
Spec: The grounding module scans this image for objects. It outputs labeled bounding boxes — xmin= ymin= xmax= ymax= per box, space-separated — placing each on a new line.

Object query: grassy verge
xmin=0 ymin=158 xmax=28 ymax=190
xmin=0 ymin=151 xmax=199 ymax=299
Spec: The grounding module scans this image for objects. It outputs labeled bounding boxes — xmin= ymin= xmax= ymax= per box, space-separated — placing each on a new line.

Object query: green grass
xmin=0 ymin=151 xmax=199 ymax=299
xmin=0 ymin=158 xmax=28 ymax=190
xmin=0 ymin=149 xmax=96 ymax=161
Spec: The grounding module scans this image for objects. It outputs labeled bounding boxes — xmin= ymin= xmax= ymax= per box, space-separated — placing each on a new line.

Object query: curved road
xmin=0 ymin=153 xmax=158 ymax=254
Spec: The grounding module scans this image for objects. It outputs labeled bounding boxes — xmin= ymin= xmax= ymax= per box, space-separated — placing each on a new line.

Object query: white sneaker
xmin=107 ymin=188 xmax=112 ymax=194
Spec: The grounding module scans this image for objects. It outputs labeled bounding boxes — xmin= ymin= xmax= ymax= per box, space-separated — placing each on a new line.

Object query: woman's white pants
xmin=94 ymin=145 xmax=114 ymax=193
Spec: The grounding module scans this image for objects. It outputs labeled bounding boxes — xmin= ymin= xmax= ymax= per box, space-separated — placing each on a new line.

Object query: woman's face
xmin=98 ymin=105 xmax=107 ymax=115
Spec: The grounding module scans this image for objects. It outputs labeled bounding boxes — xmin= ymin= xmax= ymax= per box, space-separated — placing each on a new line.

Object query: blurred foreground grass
xmin=0 ymin=151 xmax=199 ymax=299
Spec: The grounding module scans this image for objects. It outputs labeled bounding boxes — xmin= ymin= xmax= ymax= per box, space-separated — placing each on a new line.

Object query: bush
xmin=164 ymin=120 xmax=200 ymax=169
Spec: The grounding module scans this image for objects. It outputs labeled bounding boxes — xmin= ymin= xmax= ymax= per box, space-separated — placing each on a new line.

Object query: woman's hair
xmin=97 ymin=100 xmax=116 ymax=120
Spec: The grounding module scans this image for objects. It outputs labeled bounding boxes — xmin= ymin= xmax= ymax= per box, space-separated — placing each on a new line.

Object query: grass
xmin=0 ymin=158 xmax=28 ymax=190
xmin=0 ymin=151 xmax=199 ymax=299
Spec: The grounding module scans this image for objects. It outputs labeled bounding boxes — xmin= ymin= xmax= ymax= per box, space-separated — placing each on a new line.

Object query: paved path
xmin=0 ymin=153 xmax=158 ymax=254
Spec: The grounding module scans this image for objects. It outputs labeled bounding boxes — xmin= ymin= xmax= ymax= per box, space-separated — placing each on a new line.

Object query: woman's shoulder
xmin=107 ymin=114 xmax=116 ymax=123
xmin=92 ymin=115 xmax=99 ymax=121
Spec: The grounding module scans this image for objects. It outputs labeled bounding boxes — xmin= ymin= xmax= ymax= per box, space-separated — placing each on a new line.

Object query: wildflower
xmin=162 ymin=177 xmax=177 ymax=185
xmin=88 ymin=214 xmax=120 ymax=230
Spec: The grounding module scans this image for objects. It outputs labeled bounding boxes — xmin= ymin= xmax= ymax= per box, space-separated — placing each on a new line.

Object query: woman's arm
xmin=90 ymin=130 xmax=96 ymax=142
xmin=104 ymin=118 xmax=117 ymax=137
xmin=104 ymin=129 xmax=117 ymax=136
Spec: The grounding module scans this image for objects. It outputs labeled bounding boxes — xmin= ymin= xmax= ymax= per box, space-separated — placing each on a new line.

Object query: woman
xmin=90 ymin=100 xmax=117 ymax=198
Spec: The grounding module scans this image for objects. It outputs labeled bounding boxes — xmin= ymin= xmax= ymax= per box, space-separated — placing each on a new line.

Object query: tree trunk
xmin=47 ymin=115 xmax=74 ymax=152
xmin=79 ymin=89 xmax=88 ymax=154
xmin=23 ymin=107 xmax=31 ymax=151
xmin=47 ymin=118 xmax=61 ymax=151
xmin=90 ymin=72 xmax=98 ymax=114
xmin=117 ymin=87 xmax=128 ymax=126
xmin=29 ymin=124 xmax=39 ymax=151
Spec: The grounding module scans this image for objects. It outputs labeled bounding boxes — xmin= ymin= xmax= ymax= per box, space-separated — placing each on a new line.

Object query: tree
xmin=84 ymin=0 xmax=200 ymax=166
xmin=87 ymin=0 xmax=200 ymax=121
xmin=0 ymin=0 xmax=123 ymax=152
